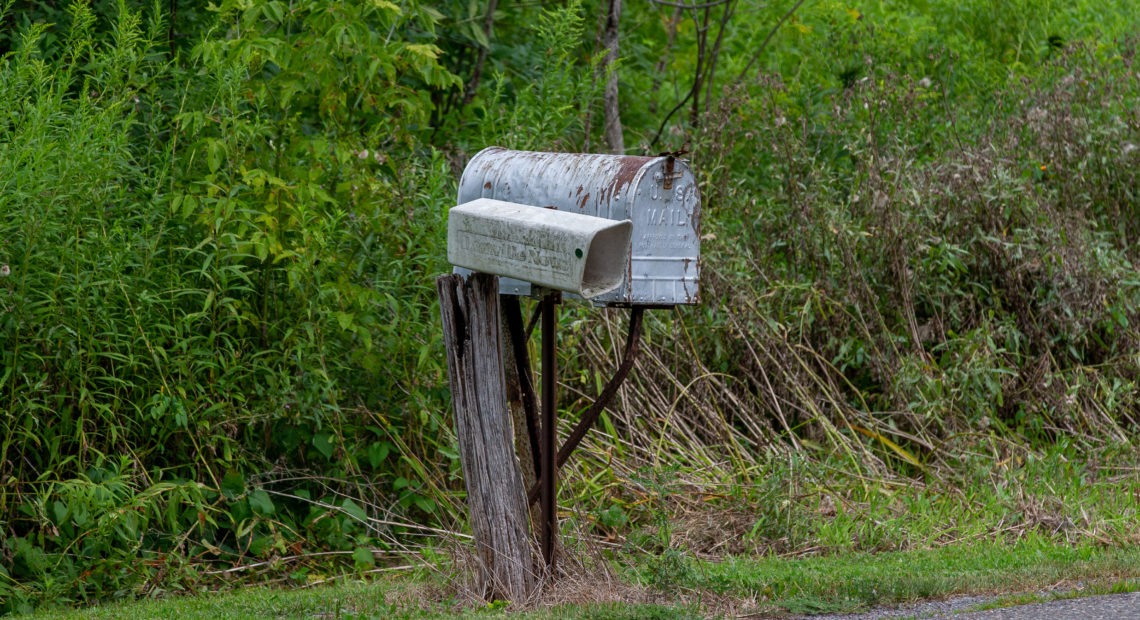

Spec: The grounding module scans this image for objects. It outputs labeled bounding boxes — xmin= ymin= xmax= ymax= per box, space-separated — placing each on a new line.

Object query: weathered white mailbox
xmin=448 ymin=198 xmax=633 ymax=299
xmin=456 ymin=147 xmax=701 ymax=306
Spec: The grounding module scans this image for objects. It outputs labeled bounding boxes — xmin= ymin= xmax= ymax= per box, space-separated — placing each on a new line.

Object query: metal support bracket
xmin=539 ymin=292 xmax=559 ymax=570
xmin=526 ymin=307 xmax=644 ymax=507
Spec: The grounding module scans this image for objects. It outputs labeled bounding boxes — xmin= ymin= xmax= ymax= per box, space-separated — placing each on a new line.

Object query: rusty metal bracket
xmin=527 ymin=307 xmax=644 ymax=507
xmin=525 ymin=303 xmax=541 ymax=339
xmin=503 ymin=296 xmax=541 ymax=481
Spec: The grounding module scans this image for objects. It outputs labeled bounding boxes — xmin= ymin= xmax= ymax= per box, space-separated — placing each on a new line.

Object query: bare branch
xmin=462 ymin=0 xmax=500 ymax=105
xmin=733 ymin=0 xmax=808 ymax=86
xmin=603 ymin=0 xmax=625 ymax=153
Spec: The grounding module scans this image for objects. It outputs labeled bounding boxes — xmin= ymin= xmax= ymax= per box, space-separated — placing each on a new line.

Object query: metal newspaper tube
xmin=442 ymin=147 xmax=701 ymax=585
xmin=448 ymin=198 xmax=633 ymax=299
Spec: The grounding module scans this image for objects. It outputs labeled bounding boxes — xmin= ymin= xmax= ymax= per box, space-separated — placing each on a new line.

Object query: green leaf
xmin=369 ymin=0 xmax=401 ymax=13
xmin=262 ymin=0 xmax=285 ymax=22
xmin=367 ymin=441 xmax=390 ymax=468
xmin=335 ymin=311 xmax=354 ymax=330
xmin=248 ymin=489 xmax=276 ymax=517
xmin=52 ymin=500 xmax=68 ymax=524
xmin=313 ymin=433 xmax=334 ymax=460
xmin=850 ymin=425 xmax=927 ymax=473
xmin=206 ymin=139 xmax=224 ymax=174
xmin=352 ymin=546 xmax=376 ymax=570
xmin=404 ymin=43 xmax=441 ymax=61
xmin=180 ymin=194 xmax=197 ymax=219
xmin=413 ymin=495 xmax=435 ymax=514
xmin=340 ymin=498 xmax=368 ymax=522
xmin=221 ymin=471 xmax=245 ymax=500
xmin=467 ymin=21 xmax=489 ymax=50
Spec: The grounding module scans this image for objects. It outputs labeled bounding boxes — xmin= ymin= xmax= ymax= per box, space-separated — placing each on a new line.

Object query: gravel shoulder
xmin=798 ymin=585 xmax=1140 ymax=620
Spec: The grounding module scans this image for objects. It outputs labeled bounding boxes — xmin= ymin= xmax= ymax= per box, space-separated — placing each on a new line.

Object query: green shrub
xmin=1 ymin=0 xmax=463 ymax=609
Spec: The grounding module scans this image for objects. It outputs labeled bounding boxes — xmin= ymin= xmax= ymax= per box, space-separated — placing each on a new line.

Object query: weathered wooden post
xmin=437 ymin=272 xmax=536 ymax=601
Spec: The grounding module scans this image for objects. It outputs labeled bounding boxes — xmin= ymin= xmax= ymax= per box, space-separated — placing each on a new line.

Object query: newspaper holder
xmin=447 ymin=198 xmax=633 ymax=300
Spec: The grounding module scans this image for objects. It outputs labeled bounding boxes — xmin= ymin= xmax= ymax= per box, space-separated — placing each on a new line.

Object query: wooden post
xmin=437 ymin=273 xmax=536 ymax=601
xmin=501 ymin=296 xmax=541 ymax=526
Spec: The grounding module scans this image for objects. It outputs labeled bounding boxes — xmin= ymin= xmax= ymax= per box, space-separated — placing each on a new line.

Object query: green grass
xmin=572 ymin=448 xmax=1140 ymax=615
xmin=20 ymin=542 xmax=1140 ymax=619
xmin=24 ymin=578 xmax=446 ymax=620
xmin=21 ymin=577 xmax=700 ymax=619
xmin=24 ymin=445 xmax=1135 ymax=617
xmin=566 ymin=445 xmax=1140 ymax=562
xmin=678 ymin=541 xmax=1140 ymax=615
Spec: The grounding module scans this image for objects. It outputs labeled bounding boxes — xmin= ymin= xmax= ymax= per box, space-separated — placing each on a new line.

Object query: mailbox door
xmin=627 ymin=157 xmax=700 ymax=306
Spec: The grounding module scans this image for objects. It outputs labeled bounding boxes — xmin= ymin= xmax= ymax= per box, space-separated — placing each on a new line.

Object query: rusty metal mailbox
xmin=456 ymin=147 xmax=700 ymax=306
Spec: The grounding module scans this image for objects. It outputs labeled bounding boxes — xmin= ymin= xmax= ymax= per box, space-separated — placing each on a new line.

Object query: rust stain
xmin=578 ymin=193 xmax=590 ymax=209
xmin=606 ymin=155 xmax=655 ymax=211
xmin=612 ymin=155 xmax=654 ymax=187
xmin=483 ymin=181 xmax=492 ymax=190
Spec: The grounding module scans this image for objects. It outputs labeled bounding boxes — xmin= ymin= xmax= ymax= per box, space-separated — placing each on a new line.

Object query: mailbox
xmin=457 ymin=147 xmax=700 ymax=306
xmin=447 ymin=198 xmax=633 ymax=299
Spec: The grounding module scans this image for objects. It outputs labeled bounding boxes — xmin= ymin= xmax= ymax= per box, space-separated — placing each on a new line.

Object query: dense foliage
xmin=2 ymin=0 xmax=1140 ymax=613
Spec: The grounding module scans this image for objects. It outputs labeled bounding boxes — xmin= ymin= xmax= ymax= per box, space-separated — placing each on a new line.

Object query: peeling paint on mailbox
xmin=457 ymin=147 xmax=700 ymax=306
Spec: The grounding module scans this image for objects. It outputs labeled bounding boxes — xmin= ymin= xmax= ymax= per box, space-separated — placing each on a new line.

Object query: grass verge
xmin=666 ymin=540 xmax=1140 ymax=616
xmin=21 ymin=541 xmax=1140 ymax=619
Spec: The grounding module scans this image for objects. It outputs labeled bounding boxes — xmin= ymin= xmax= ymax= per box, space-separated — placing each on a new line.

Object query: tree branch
xmin=733 ymin=0 xmax=808 ymax=87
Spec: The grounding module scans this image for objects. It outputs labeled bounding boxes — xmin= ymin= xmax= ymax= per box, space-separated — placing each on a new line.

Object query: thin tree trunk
xmin=703 ymin=0 xmax=736 ymax=118
xmin=463 ymin=0 xmax=500 ymax=106
xmin=649 ymin=6 xmax=684 ymax=115
xmin=437 ymin=273 xmax=536 ymax=602
xmin=689 ymin=7 xmax=710 ymax=129
xmin=602 ymin=0 xmax=624 ymax=154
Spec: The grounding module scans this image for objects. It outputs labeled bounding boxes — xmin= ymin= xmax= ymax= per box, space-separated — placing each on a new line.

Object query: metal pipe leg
xmin=540 ymin=292 xmax=558 ymax=572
